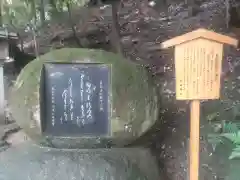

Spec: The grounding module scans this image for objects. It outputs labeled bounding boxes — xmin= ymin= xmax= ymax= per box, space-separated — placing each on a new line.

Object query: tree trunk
xmin=0 ymin=0 xmax=3 ymax=26
xmin=30 ymin=1 xmax=37 ymax=25
xmin=50 ymin=0 xmax=58 ymax=12
xmin=66 ymin=2 xmax=82 ymax=47
xmin=186 ymin=0 xmax=195 ymax=16
xmin=49 ymin=0 xmax=59 ymax=19
xmin=110 ymin=2 xmax=123 ymax=55
xmin=40 ymin=0 xmax=46 ymax=25
xmin=32 ymin=29 xmax=39 ymax=58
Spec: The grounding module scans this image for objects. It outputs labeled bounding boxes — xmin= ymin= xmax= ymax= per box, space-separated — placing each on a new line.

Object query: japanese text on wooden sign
xmin=161 ymin=28 xmax=238 ymax=101
xmin=175 ymin=39 xmax=223 ymax=100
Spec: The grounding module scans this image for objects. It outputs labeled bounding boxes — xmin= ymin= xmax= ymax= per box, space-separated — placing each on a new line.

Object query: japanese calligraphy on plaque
xmin=40 ymin=63 xmax=111 ymax=137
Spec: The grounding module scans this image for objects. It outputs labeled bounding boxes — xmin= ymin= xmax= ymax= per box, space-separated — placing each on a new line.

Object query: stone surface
xmin=0 ymin=143 xmax=161 ymax=180
xmin=8 ymin=48 xmax=160 ymax=148
xmin=0 ymin=122 xmax=22 ymax=151
xmin=5 ymin=130 xmax=29 ymax=146
xmin=0 ymin=123 xmax=20 ymax=142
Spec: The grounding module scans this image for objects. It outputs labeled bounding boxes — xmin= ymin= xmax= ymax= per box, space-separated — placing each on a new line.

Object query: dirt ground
xmin=130 ymin=0 xmax=238 ymax=179
xmin=130 ymin=98 xmax=219 ymax=180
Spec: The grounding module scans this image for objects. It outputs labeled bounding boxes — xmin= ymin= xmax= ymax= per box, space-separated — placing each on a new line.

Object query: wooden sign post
xmin=161 ymin=28 xmax=238 ymax=180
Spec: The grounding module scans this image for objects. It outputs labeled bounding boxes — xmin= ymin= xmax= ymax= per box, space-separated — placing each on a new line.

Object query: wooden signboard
xmin=40 ymin=63 xmax=111 ymax=137
xmin=161 ymin=28 xmax=238 ymax=180
xmin=174 ymin=39 xmax=222 ymax=100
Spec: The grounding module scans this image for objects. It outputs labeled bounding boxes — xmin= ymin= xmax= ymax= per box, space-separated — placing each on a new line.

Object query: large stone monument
xmin=9 ymin=48 xmax=160 ymax=148
xmin=0 ymin=28 xmax=17 ymax=124
xmin=4 ymin=48 xmax=161 ymax=179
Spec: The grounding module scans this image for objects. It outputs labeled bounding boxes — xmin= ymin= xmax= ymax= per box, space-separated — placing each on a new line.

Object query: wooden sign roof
xmin=161 ymin=28 xmax=238 ymax=49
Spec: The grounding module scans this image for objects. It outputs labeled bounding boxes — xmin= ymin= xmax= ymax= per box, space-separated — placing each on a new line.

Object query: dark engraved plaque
xmin=40 ymin=63 xmax=111 ymax=137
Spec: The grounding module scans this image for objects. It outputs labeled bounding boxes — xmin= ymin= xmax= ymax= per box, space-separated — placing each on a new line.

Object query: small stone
xmin=6 ymin=130 xmax=29 ymax=146
xmin=0 ymin=140 xmax=5 ymax=147
xmin=0 ymin=123 xmax=20 ymax=141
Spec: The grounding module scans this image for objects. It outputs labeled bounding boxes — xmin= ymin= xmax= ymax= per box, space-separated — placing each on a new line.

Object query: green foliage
xmin=223 ymin=121 xmax=239 ymax=135
xmin=204 ymin=67 xmax=240 ymax=179
xmin=2 ymin=0 xmax=91 ymax=31
xmin=229 ymin=146 xmax=240 ymax=160
xmin=207 ymin=134 xmax=223 ymax=151
xmin=206 ymin=112 xmax=219 ymax=121
xmin=3 ymin=0 xmax=33 ymax=29
xmin=207 ymin=102 xmax=240 ymax=160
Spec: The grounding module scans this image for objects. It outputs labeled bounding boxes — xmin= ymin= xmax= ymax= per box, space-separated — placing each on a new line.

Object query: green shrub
xmin=207 ymin=103 xmax=240 ymax=159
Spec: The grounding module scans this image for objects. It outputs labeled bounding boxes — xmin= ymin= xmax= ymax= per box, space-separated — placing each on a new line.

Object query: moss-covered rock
xmin=9 ymin=48 xmax=159 ymax=148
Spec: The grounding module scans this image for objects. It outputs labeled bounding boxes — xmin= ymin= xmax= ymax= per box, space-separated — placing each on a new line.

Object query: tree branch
xmin=40 ymin=0 xmax=46 ymax=25
xmin=66 ymin=2 xmax=82 ymax=47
